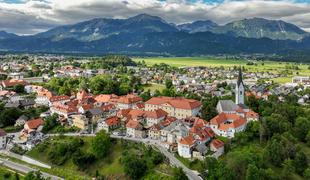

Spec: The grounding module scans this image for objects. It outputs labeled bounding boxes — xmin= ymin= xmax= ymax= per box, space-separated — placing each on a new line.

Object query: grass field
xmin=26 ymin=136 xmax=174 ymax=180
xmin=134 ymin=57 xmax=310 ymax=83
xmin=143 ymin=83 xmax=165 ymax=92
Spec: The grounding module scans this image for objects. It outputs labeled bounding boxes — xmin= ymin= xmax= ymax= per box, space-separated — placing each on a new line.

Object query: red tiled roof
xmin=1 ymin=79 xmax=28 ymax=87
xmin=50 ymin=95 xmax=70 ymax=102
xmin=105 ymin=116 xmax=120 ymax=126
xmin=101 ymin=104 xmax=115 ymax=111
xmin=117 ymin=109 xmax=131 ymax=117
xmin=145 ymin=109 xmax=168 ymax=119
xmin=211 ymin=112 xmax=247 ymax=130
xmin=126 ymin=120 xmax=143 ymax=129
xmin=211 ymin=139 xmax=224 ymax=149
xmin=145 ymin=96 xmax=202 ymax=110
xmin=246 ymin=110 xmax=259 ymax=118
xmin=95 ymin=94 xmax=119 ymax=103
xmin=179 ymin=135 xmax=196 ymax=146
xmin=117 ymin=94 xmax=142 ymax=104
xmin=26 ymin=118 xmax=44 ymax=129
xmin=0 ymin=128 xmax=7 ymax=137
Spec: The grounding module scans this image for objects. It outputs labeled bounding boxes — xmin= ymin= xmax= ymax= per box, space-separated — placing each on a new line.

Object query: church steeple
xmin=236 ymin=67 xmax=245 ymax=105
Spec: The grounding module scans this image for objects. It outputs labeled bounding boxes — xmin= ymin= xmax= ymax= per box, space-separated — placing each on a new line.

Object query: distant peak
xmin=128 ymin=13 xmax=164 ymax=21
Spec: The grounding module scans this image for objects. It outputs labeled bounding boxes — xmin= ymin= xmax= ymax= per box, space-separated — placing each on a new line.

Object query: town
xmin=0 ymin=54 xmax=310 ymax=180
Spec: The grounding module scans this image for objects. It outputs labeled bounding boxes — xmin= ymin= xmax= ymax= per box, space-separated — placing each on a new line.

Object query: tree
xmin=307 ymin=131 xmax=310 ymax=147
xmin=304 ymin=168 xmax=310 ymax=179
xmin=42 ymin=114 xmax=59 ymax=133
xmin=165 ymin=79 xmax=173 ymax=89
xmin=24 ymin=171 xmax=46 ymax=180
xmin=122 ymin=156 xmax=147 ymax=179
xmin=246 ymin=164 xmax=260 ymax=180
xmin=282 ymin=159 xmax=295 ymax=177
xmin=14 ymin=172 xmax=20 ymax=180
xmin=72 ymin=150 xmax=95 ymax=170
xmin=172 ymin=167 xmax=188 ymax=180
xmin=91 ymin=130 xmax=111 ymax=159
xmin=295 ymin=117 xmax=310 ymax=142
xmin=293 ymin=151 xmax=308 ymax=174
xmin=13 ymin=84 xmax=25 ymax=93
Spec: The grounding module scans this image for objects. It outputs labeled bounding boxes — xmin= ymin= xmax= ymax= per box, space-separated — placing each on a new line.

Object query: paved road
xmin=0 ymin=158 xmax=63 ymax=180
xmin=47 ymin=133 xmax=202 ymax=180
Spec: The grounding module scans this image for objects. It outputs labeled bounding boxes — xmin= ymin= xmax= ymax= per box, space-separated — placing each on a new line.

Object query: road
xmin=0 ymin=158 xmax=63 ymax=180
xmin=47 ymin=133 xmax=201 ymax=180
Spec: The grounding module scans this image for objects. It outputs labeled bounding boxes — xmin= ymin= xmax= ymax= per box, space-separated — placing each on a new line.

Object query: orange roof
xmin=126 ymin=120 xmax=143 ymax=129
xmin=80 ymin=104 xmax=93 ymax=111
xmin=95 ymin=94 xmax=119 ymax=103
xmin=179 ymin=135 xmax=196 ymax=146
xmin=1 ymin=79 xmax=27 ymax=87
xmin=26 ymin=118 xmax=44 ymax=129
xmin=145 ymin=96 xmax=202 ymax=110
xmin=37 ymin=89 xmax=53 ymax=98
xmin=105 ymin=116 xmax=120 ymax=126
xmin=246 ymin=110 xmax=259 ymax=118
xmin=117 ymin=109 xmax=131 ymax=117
xmin=50 ymin=95 xmax=70 ymax=102
xmin=77 ymin=90 xmax=88 ymax=100
xmin=211 ymin=112 xmax=247 ymax=130
xmin=211 ymin=139 xmax=224 ymax=149
xmin=117 ymin=94 xmax=142 ymax=104
xmin=52 ymin=102 xmax=78 ymax=113
xmin=145 ymin=109 xmax=168 ymax=119
xmin=101 ymin=104 xmax=115 ymax=111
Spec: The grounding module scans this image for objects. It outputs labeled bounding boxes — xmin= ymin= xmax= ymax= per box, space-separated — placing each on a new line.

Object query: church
xmin=211 ymin=68 xmax=259 ymax=138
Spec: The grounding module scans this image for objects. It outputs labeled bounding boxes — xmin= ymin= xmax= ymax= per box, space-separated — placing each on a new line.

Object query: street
xmin=0 ymin=158 xmax=63 ymax=180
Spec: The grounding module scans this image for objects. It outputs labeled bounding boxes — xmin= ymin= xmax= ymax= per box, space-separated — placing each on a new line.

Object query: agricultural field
xmin=134 ymin=57 xmax=310 ymax=83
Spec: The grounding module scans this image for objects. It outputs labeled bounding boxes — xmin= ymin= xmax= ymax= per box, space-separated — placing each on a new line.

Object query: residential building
xmin=99 ymin=116 xmax=120 ymax=132
xmin=126 ymin=120 xmax=145 ymax=138
xmin=210 ymin=113 xmax=247 ymax=138
xmin=71 ymin=114 xmax=89 ymax=130
xmin=116 ymin=94 xmax=143 ymax=109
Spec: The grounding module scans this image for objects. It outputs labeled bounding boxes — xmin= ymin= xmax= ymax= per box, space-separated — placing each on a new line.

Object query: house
xmin=95 ymin=94 xmax=119 ymax=105
xmin=50 ymin=103 xmax=78 ymax=118
xmin=86 ymin=107 xmax=104 ymax=122
xmin=23 ymin=118 xmax=44 ymax=134
xmin=19 ymin=99 xmax=36 ymax=109
xmin=0 ymin=79 xmax=28 ymax=90
xmin=0 ymin=128 xmax=7 ymax=149
xmin=148 ymin=116 xmax=177 ymax=140
xmin=99 ymin=116 xmax=120 ymax=132
xmin=126 ymin=120 xmax=145 ymax=138
xmin=15 ymin=115 xmax=28 ymax=127
xmin=48 ymin=95 xmax=70 ymax=107
xmin=116 ymin=94 xmax=143 ymax=109
xmin=145 ymin=96 xmax=202 ymax=119
xmin=35 ymin=89 xmax=53 ymax=106
xmin=210 ymin=113 xmax=247 ymax=138
xmin=210 ymin=139 xmax=225 ymax=158
xmin=71 ymin=114 xmax=89 ymax=130
xmin=178 ymin=135 xmax=196 ymax=158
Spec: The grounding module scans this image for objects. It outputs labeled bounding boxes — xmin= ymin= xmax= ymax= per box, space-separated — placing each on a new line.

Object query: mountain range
xmin=0 ymin=14 xmax=310 ymax=59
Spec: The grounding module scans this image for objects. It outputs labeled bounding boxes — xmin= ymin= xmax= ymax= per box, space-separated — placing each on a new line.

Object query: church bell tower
xmin=236 ymin=68 xmax=245 ymax=105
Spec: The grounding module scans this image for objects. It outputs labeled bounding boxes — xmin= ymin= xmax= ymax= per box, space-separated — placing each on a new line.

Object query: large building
xmin=145 ymin=96 xmax=202 ymax=119
xmin=214 ymin=68 xmax=259 ymax=138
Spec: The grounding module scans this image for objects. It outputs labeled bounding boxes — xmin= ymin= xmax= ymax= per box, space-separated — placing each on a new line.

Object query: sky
xmin=1 ymin=0 xmax=310 ymax=35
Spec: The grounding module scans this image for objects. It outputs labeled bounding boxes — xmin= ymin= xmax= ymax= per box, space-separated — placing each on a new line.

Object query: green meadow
xmin=134 ymin=57 xmax=310 ymax=83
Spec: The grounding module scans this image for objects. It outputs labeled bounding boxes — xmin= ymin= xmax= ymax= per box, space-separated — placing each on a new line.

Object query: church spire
xmin=236 ymin=67 xmax=245 ymax=105
xmin=237 ymin=67 xmax=243 ymax=87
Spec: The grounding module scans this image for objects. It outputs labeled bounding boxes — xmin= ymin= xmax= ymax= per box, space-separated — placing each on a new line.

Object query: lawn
xmin=134 ymin=57 xmax=310 ymax=83
xmin=143 ymin=83 xmax=165 ymax=92
xmin=26 ymin=136 xmax=174 ymax=180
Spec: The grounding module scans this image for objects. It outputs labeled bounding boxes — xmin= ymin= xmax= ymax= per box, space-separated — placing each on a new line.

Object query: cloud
xmin=0 ymin=0 xmax=310 ymax=34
